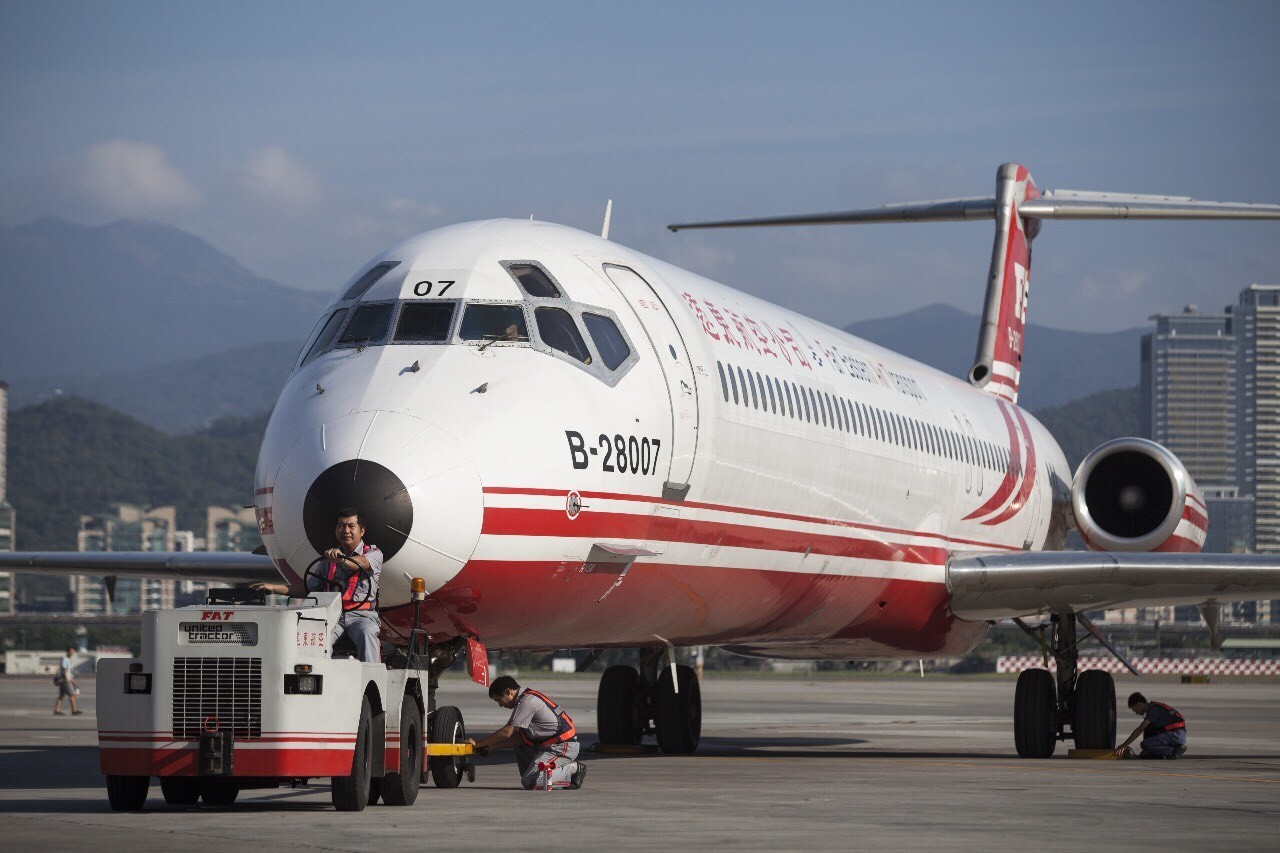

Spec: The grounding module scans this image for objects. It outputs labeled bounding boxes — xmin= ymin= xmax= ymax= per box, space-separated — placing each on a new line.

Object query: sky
xmin=2 ymin=1 xmax=1278 ymax=333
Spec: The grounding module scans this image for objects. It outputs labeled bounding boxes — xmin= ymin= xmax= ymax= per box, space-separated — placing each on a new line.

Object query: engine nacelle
xmin=1071 ymin=437 xmax=1207 ymax=553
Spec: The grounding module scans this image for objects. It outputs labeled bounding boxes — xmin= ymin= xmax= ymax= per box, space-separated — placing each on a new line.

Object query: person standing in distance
xmin=53 ymin=646 xmax=82 ymax=716
xmin=468 ymin=676 xmax=587 ymax=790
xmin=252 ymin=508 xmax=383 ymax=662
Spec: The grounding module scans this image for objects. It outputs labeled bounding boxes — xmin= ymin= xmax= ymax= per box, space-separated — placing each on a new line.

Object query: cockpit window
xmin=338 ymin=302 xmax=394 ymax=346
xmin=342 ymin=261 xmax=400 ymax=301
xmin=459 ymin=304 xmax=529 ymax=343
xmin=301 ymin=308 xmax=349 ymax=366
xmin=505 ymin=263 xmax=561 ymax=298
xmin=582 ymin=312 xmax=630 ymax=370
xmin=535 ymin=307 xmax=591 ymax=364
xmin=395 ymin=302 xmax=455 ymax=343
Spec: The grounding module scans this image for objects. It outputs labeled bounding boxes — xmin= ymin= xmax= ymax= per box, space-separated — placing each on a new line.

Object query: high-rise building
xmin=1140 ymin=285 xmax=1280 ymax=624
xmin=0 ymin=380 xmax=14 ymax=615
xmin=75 ymin=504 xmax=180 ymax=614
xmin=1236 ymin=284 xmax=1280 ymax=555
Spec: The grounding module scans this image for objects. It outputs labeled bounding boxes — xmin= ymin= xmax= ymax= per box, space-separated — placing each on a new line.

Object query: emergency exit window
xmin=582 ymin=313 xmax=630 ymax=370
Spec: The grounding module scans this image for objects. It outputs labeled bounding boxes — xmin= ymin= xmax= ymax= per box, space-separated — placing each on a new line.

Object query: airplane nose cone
xmin=303 ymin=459 xmax=413 ymax=560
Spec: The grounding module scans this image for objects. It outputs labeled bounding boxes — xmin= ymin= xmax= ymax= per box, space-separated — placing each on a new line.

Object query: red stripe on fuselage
xmin=963 ymin=401 xmax=1022 ymax=522
xmin=982 ymin=407 xmax=1038 ymax=526
xmin=483 ymin=487 xmax=1020 ymax=552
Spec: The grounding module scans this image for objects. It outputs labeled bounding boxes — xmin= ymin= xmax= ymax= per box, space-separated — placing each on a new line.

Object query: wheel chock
xmin=1067 ymin=748 xmax=1126 ymax=759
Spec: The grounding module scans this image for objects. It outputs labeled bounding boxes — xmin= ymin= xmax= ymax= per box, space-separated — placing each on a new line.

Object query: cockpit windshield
xmin=459 ymin=304 xmax=529 ymax=343
xmin=395 ymin=301 xmax=455 ymax=342
xmin=338 ymin=302 xmax=394 ymax=346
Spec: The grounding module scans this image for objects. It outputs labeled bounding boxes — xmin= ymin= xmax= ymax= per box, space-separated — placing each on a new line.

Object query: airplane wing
xmin=947 ymin=551 xmax=1280 ymax=622
xmin=0 ymin=551 xmax=279 ymax=585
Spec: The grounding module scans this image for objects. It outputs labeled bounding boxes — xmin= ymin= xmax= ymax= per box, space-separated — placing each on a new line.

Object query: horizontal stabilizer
xmin=668 ymin=198 xmax=997 ymax=230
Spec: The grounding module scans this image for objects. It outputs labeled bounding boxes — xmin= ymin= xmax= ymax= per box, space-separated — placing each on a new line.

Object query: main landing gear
xmin=1013 ymin=612 xmax=1116 ymax=758
xmin=597 ymin=648 xmax=702 ymax=754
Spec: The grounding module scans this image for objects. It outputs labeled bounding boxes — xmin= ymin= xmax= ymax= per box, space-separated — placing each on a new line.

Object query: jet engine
xmin=1071 ymin=438 xmax=1207 ymax=553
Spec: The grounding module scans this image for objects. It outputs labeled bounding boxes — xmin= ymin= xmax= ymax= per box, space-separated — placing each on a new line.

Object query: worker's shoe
xmin=569 ymin=762 xmax=587 ymax=790
xmin=1169 ymin=744 xmax=1187 ymax=759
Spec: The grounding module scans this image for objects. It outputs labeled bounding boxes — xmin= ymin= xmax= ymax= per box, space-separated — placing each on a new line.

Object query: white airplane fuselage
xmin=254 ymin=219 xmax=1075 ymax=659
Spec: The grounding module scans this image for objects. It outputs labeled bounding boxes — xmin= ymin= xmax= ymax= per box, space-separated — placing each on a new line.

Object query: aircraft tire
xmin=428 ymin=705 xmax=467 ymax=788
xmin=1073 ymin=669 xmax=1116 ymax=750
xmin=597 ymin=665 xmax=643 ymax=746
xmin=200 ymin=778 xmax=240 ymax=806
xmin=160 ymin=777 xmax=201 ymax=805
xmin=106 ymin=775 xmax=149 ymax=811
xmin=332 ymin=696 xmax=373 ymax=811
xmin=1014 ymin=668 xmax=1057 ymax=758
xmin=381 ymin=697 xmax=423 ymax=805
xmin=654 ymin=664 xmax=701 ymax=754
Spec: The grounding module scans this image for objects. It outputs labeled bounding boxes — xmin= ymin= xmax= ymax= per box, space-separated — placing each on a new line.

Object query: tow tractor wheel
xmin=160 ymin=777 xmax=201 ymax=805
xmin=106 ymin=775 xmax=149 ymax=811
xmin=1074 ymin=669 xmax=1117 ymax=750
xmin=654 ymin=664 xmax=701 ymax=754
xmin=1014 ymin=668 xmax=1057 ymax=759
xmin=598 ymin=665 xmax=644 ymax=746
xmin=332 ymin=696 xmax=374 ymax=811
xmin=429 ymin=705 xmax=467 ymax=789
xmin=381 ymin=697 xmax=423 ymax=805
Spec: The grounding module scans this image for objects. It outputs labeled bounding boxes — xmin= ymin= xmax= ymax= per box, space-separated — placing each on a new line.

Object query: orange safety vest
xmin=326 ymin=543 xmax=378 ymax=611
xmin=517 ymin=688 xmax=577 ymax=748
xmin=1144 ymin=701 xmax=1186 ymax=738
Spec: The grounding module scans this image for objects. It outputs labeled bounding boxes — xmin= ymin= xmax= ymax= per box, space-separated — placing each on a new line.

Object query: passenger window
xmin=338 ymin=303 xmax=394 ymax=346
xmin=583 ymin=313 xmax=631 ymax=370
xmin=717 ymin=362 xmax=729 ymax=402
xmin=535 ymin=307 xmax=591 ymax=363
xmin=395 ymin=302 xmax=455 ymax=342
xmin=302 ymin=308 xmax=349 ymax=366
xmin=460 ymin=304 xmax=529 ymax=343
xmin=343 ymin=261 xmax=400 ymax=301
xmin=748 ymin=371 xmax=759 ymax=409
xmin=506 ymin=263 xmax=561 ymax=298
xmin=767 ymin=377 xmax=778 ymax=413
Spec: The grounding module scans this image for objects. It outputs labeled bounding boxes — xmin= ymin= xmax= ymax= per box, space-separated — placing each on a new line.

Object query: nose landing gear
xmin=597 ymin=647 xmax=702 ymax=754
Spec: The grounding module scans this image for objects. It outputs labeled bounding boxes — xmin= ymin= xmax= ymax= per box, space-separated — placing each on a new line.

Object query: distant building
xmin=207 ymin=505 xmax=262 ymax=553
xmin=1138 ymin=285 xmax=1280 ymax=624
xmin=74 ymin=504 xmax=184 ymax=614
xmin=0 ymin=380 xmax=14 ymax=615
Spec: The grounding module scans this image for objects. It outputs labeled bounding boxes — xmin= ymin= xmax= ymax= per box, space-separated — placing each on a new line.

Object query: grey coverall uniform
xmin=507 ymin=688 xmax=581 ymax=790
xmin=305 ymin=541 xmax=382 ymax=663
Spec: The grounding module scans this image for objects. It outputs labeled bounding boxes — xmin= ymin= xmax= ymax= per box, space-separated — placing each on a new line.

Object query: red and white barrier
xmin=996 ymin=655 xmax=1280 ymax=676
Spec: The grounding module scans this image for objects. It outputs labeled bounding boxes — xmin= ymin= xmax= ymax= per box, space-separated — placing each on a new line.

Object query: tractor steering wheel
xmin=303 ymin=553 xmax=374 ymax=612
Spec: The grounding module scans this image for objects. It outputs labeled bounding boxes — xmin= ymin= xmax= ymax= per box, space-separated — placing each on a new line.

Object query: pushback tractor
xmin=97 ymin=575 xmax=482 ymax=811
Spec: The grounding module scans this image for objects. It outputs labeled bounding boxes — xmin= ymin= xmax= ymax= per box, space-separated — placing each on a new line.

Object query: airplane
xmin=6 ymin=162 xmax=1280 ymax=758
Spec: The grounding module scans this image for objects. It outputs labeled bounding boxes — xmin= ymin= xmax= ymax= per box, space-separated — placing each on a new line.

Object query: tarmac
xmin=0 ymin=673 xmax=1276 ymax=851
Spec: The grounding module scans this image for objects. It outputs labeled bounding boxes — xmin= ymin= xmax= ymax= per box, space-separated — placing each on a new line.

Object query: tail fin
xmin=668 ymin=165 xmax=1280 ymax=405
xmin=969 ymin=163 xmax=1038 ymax=402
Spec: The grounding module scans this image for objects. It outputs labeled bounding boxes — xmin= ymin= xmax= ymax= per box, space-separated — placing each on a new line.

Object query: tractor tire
xmin=106 ymin=775 xmax=149 ymax=811
xmin=200 ymin=778 xmax=240 ymax=806
xmin=381 ymin=696 xmax=423 ymax=805
xmin=160 ymin=777 xmax=201 ymax=805
xmin=332 ymin=696 xmax=373 ymax=811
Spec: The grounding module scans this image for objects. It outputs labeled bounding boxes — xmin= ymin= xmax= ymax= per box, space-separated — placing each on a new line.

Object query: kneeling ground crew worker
xmin=468 ymin=675 xmax=587 ymax=790
xmin=1114 ymin=691 xmax=1188 ymax=759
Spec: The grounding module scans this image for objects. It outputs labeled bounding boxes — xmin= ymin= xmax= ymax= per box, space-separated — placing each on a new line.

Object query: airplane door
xmin=601 ymin=264 xmax=700 ymax=495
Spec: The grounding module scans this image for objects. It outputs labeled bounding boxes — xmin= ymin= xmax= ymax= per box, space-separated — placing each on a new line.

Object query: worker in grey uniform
xmin=467 ymin=675 xmax=587 ymax=790
xmin=252 ymin=508 xmax=383 ymax=662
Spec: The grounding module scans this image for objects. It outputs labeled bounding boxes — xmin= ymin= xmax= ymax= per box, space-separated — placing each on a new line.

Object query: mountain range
xmin=3 ymin=217 xmax=1146 ymax=431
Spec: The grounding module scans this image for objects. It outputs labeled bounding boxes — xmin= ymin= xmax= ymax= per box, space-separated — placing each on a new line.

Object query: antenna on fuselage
xmin=601 ymin=199 xmax=613 ymax=240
